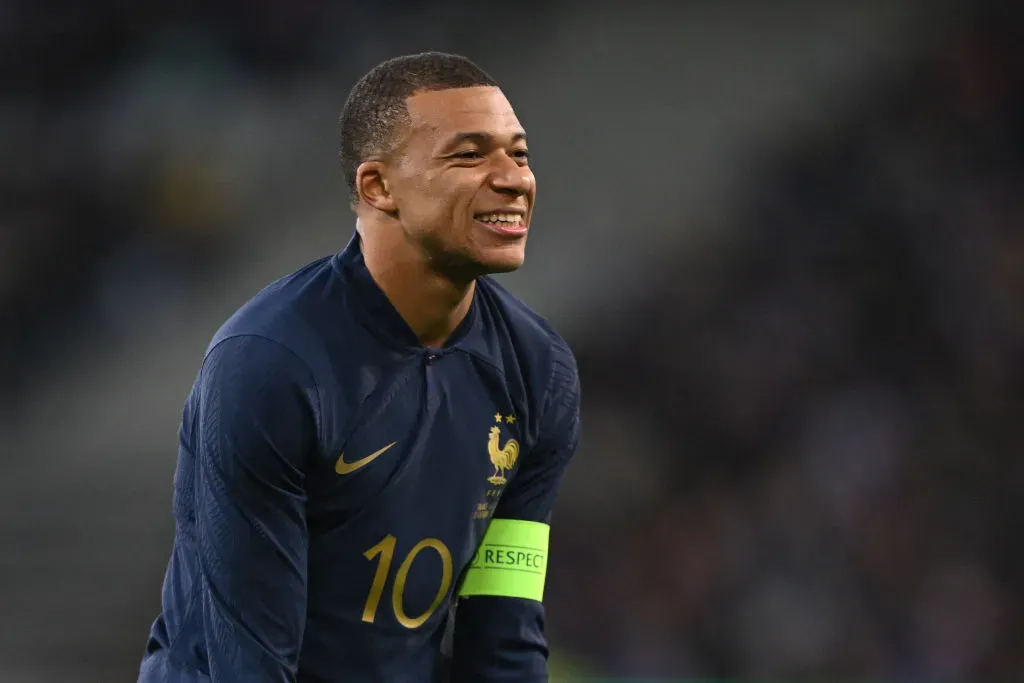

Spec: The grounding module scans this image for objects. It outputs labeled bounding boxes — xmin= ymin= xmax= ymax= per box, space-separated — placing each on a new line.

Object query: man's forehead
xmin=405 ymin=86 xmax=523 ymax=138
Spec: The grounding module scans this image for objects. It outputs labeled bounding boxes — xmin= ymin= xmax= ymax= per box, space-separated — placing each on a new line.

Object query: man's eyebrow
xmin=445 ymin=131 xmax=528 ymax=147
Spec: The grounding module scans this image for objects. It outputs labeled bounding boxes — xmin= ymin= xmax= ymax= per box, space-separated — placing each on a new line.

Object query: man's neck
xmin=358 ymin=223 xmax=476 ymax=349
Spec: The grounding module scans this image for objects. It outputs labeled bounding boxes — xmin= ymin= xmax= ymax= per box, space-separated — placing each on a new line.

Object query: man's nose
xmin=489 ymin=160 xmax=533 ymax=195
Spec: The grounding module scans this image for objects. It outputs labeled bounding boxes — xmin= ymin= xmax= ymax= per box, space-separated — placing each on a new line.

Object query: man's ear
xmin=356 ymin=161 xmax=398 ymax=215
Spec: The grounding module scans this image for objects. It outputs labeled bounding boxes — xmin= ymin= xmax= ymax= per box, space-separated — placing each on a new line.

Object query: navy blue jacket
xmin=139 ymin=234 xmax=581 ymax=682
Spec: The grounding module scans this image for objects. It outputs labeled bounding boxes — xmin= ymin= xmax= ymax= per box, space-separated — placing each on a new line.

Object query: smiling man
xmin=138 ymin=52 xmax=581 ymax=683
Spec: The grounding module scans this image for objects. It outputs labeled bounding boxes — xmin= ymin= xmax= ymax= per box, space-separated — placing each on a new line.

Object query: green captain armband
xmin=457 ymin=519 xmax=550 ymax=602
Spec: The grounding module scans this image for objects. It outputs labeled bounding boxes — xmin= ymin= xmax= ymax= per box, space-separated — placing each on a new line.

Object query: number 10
xmin=362 ymin=534 xmax=453 ymax=629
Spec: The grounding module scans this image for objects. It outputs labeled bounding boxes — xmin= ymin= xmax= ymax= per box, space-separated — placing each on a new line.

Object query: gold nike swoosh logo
xmin=335 ymin=442 xmax=397 ymax=475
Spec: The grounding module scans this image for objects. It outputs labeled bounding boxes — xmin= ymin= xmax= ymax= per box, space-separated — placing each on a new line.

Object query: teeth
xmin=477 ymin=213 xmax=523 ymax=224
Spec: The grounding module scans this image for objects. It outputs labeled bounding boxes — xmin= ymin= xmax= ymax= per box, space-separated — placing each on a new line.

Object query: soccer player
xmin=137 ymin=52 xmax=581 ymax=683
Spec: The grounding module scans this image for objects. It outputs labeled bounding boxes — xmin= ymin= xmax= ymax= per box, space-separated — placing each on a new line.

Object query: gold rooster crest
xmin=487 ymin=413 xmax=520 ymax=485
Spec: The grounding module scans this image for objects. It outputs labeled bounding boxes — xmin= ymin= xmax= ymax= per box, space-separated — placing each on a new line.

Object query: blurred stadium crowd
xmin=0 ymin=0 xmax=456 ymax=401
xmin=552 ymin=7 xmax=1024 ymax=680
xmin=2 ymin=1 xmax=1022 ymax=681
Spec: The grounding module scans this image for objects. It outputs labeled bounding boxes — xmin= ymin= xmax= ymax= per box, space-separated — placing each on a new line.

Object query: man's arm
xmin=451 ymin=338 xmax=581 ymax=682
xmin=194 ymin=335 xmax=319 ymax=682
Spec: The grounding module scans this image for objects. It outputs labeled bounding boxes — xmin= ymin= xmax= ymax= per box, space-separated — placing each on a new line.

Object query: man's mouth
xmin=474 ymin=212 xmax=528 ymax=236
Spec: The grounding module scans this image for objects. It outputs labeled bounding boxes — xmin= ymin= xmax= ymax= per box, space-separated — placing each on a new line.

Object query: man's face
xmin=384 ymin=86 xmax=535 ymax=276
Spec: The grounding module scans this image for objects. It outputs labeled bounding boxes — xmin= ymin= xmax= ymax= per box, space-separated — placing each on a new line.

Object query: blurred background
xmin=2 ymin=0 xmax=1022 ymax=680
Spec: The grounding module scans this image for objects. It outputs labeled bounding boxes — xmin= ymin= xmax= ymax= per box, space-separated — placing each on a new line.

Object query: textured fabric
xmin=451 ymin=335 xmax=580 ymax=681
xmin=139 ymin=234 xmax=580 ymax=682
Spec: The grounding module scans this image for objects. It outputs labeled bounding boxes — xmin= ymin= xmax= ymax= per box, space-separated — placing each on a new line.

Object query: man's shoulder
xmin=476 ymin=277 xmax=580 ymax=456
xmin=476 ymin=276 xmax=576 ymax=372
xmin=206 ymin=254 xmax=339 ymax=363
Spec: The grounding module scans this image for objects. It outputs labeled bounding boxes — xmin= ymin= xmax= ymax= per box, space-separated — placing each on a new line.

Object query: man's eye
xmin=454 ymin=151 xmax=482 ymax=159
xmin=512 ymin=150 xmax=530 ymax=161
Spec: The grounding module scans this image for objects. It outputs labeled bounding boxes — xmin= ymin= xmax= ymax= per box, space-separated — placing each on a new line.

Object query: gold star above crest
xmin=494 ymin=412 xmax=503 ymax=423
xmin=505 ymin=415 xmax=516 ymax=424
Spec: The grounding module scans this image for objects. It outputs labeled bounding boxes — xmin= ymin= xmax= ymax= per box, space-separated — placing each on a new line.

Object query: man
xmin=138 ymin=51 xmax=581 ymax=683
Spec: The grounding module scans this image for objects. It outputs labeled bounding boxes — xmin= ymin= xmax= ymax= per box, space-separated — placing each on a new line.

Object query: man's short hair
xmin=338 ymin=51 xmax=498 ymax=206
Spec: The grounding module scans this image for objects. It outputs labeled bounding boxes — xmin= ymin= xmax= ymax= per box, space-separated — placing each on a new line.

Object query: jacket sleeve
xmin=194 ymin=335 xmax=319 ymax=682
xmin=450 ymin=338 xmax=581 ymax=682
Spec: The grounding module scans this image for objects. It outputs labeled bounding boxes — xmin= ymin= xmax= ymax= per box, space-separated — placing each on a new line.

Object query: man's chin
xmin=475 ymin=246 xmax=526 ymax=275
xmin=429 ymin=241 xmax=526 ymax=281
